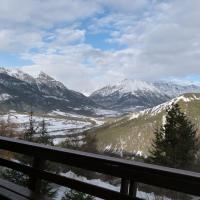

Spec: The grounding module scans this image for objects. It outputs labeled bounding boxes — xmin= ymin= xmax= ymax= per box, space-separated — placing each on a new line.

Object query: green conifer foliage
xmin=149 ymin=103 xmax=199 ymax=169
xmin=24 ymin=109 xmax=37 ymax=142
xmin=38 ymin=119 xmax=53 ymax=145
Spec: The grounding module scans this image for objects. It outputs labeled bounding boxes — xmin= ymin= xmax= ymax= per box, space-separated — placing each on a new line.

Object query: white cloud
xmin=1 ymin=0 xmax=200 ymax=93
xmin=0 ymin=29 xmax=44 ymax=52
xmin=47 ymin=28 xmax=86 ymax=47
xmin=0 ymin=0 xmax=101 ymax=28
xmin=91 ymin=0 xmax=200 ymax=80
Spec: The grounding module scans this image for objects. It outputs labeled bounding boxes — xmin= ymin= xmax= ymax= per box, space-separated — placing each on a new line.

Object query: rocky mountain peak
xmin=0 ymin=67 xmax=36 ymax=84
xmin=117 ymin=79 xmax=159 ymax=93
xmin=36 ymin=71 xmax=66 ymax=90
xmin=38 ymin=71 xmax=54 ymax=81
xmin=91 ymin=79 xmax=160 ymax=97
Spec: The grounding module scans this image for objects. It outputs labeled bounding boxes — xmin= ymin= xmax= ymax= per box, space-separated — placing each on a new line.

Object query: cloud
xmin=0 ymin=0 xmax=101 ymax=28
xmin=0 ymin=29 xmax=44 ymax=53
xmin=1 ymin=0 xmax=200 ymax=94
xmin=91 ymin=0 xmax=200 ymax=80
xmin=98 ymin=0 xmax=149 ymax=13
xmin=46 ymin=28 xmax=86 ymax=47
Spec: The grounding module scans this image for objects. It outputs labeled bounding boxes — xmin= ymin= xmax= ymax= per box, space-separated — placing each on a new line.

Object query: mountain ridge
xmin=0 ymin=67 xmax=99 ymax=115
xmin=90 ymin=79 xmax=200 ymax=111
xmin=1 ymin=67 xmax=200 ymax=116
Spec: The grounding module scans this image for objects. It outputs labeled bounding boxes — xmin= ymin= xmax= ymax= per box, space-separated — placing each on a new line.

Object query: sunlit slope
xmin=86 ymin=93 xmax=200 ymax=155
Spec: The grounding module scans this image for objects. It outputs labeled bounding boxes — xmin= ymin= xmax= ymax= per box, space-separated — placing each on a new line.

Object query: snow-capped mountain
xmin=0 ymin=67 xmax=37 ymax=85
xmin=90 ymin=79 xmax=170 ymax=111
xmin=90 ymin=79 xmax=200 ymax=111
xmin=92 ymin=79 xmax=161 ymax=97
xmin=1 ymin=67 xmax=200 ymax=115
xmin=0 ymin=68 xmax=99 ymax=115
xmin=154 ymin=81 xmax=200 ymax=97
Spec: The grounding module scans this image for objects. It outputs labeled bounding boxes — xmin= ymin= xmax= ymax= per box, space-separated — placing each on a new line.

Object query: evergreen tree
xmin=37 ymin=119 xmax=53 ymax=145
xmin=149 ymin=103 xmax=199 ymax=169
xmin=62 ymin=190 xmax=94 ymax=200
xmin=24 ymin=109 xmax=37 ymax=142
xmin=148 ymin=103 xmax=199 ymax=200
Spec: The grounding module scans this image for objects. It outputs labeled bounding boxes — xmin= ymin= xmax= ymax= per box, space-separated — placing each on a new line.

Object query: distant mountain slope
xmin=154 ymin=81 xmax=200 ymax=97
xmin=86 ymin=93 xmax=200 ymax=155
xmin=90 ymin=79 xmax=200 ymax=111
xmin=0 ymin=68 xmax=99 ymax=115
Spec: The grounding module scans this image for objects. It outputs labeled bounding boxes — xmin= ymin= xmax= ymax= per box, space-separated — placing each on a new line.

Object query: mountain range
xmin=90 ymin=79 xmax=200 ymax=112
xmin=0 ymin=68 xmax=99 ymax=115
xmin=1 ymin=67 xmax=200 ymax=116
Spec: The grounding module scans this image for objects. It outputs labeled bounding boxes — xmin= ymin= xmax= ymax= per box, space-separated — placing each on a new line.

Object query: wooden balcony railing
xmin=0 ymin=136 xmax=199 ymax=199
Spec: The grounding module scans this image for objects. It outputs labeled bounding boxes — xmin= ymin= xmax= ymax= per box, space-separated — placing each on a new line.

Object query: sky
xmin=0 ymin=0 xmax=200 ymax=94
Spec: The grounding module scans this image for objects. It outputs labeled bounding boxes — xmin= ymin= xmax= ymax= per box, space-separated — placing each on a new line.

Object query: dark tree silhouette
xmin=149 ymin=103 xmax=199 ymax=169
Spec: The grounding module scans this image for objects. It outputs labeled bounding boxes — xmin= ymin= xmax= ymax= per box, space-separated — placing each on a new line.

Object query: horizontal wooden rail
xmin=0 ymin=136 xmax=199 ymax=199
xmin=0 ymin=158 xmax=139 ymax=200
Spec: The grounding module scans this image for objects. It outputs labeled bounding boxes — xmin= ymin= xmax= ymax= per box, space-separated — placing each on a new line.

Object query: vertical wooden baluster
xmin=29 ymin=157 xmax=44 ymax=193
xmin=120 ymin=178 xmax=129 ymax=195
xmin=129 ymin=178 xmax=137 ymax=197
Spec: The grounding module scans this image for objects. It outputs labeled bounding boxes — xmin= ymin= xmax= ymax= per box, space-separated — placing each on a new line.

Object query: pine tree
xmin=37 ymin=119 xmax=53 ymax=145
xmin=62 ymin=190 xmax=94 ymax=200
xmin=24 ymin=109 xmax=37 ymax=142
xmin=149 ymin=103 xmax=199 ymax=169
xmin=147 ymin=103 xmax=199 ymax=200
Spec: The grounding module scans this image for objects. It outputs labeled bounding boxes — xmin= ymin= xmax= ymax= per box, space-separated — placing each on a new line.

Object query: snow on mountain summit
xmin=91 ymin=79 xmax=159 ymax=97
xmin=0 ymin=67 xmax=99 ymax=115
xmin=91 ymin=79 xmax=200 ymax=99
xmin=36 ymin=71 xmax=67 ymax=90
xmin=153 ymin=81 xmax=200 ymax=97
xmin=0 ymin=67 xmax=36 ymax=84
xmin=117 ymin=79 xmax=159 ymax=94
xmin=90 ymin=79 xmax=170 ymax=111
xmin=0 ymin=68 xmax=67 ymax=90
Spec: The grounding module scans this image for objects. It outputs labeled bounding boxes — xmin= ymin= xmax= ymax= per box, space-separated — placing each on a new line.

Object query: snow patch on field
xmin=0 ymin=110 xmax=105 ymax=142
xmin=0 ymin=93 xmax=13 ymax=101
xmin=93 ymin=108 xmax=119 ymax=117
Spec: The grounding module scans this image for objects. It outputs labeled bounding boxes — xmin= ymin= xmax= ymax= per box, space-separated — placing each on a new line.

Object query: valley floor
xmin=0 ymin=110 xmax=105 ymax=145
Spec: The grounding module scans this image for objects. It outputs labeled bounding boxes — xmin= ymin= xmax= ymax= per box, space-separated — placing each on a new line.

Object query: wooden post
xmin=120 ymin=178 xmax=129 ymax=195
xmin=129 ymin=178 xmax=137 ymax=197
xmin=29 ymin=157 xmax=44 ymax=193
